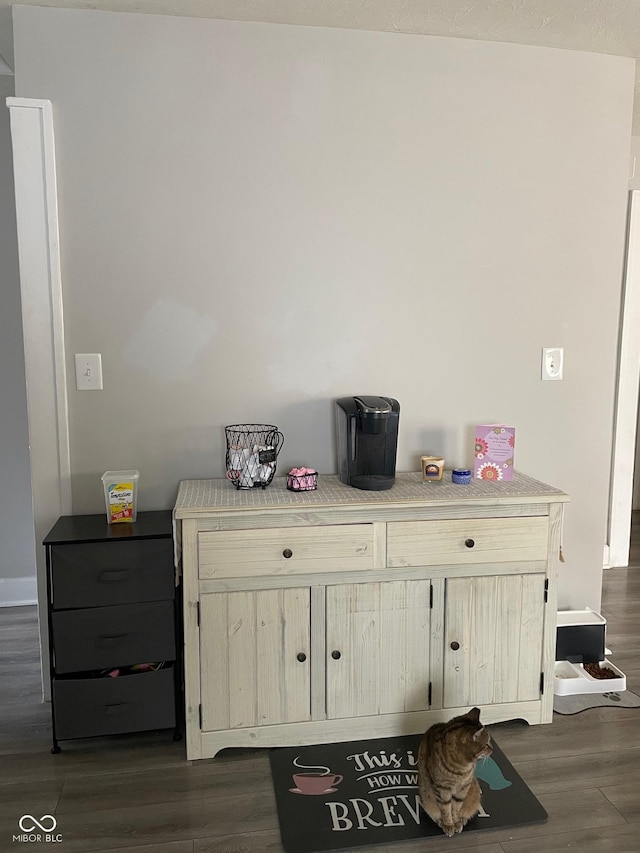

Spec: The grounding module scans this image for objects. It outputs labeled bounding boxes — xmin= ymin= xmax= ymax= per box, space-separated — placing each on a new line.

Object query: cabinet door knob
xmin=283 ymin=548 xmax=293 ymax=559
xmin=297 ymin=652 xmax=307 ymax=663
xmin=465 ymin=538 xmax=475 ymax=548
xmin=331 ymin=650 xmax=342 ymax=660
xmin=450 ymin=641 xmax=460 ymax=651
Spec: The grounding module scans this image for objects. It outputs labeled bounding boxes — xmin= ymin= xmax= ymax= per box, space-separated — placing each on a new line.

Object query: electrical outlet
xmin=541 ymin=347 xmax=563 ymax=381
xmin=75 ymin=353 xmax=103 ymax=390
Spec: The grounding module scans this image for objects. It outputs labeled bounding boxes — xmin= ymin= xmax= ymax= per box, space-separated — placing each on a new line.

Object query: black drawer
xmin=53 ymin=667 xmax=175 ymax=740
xmin=52 ymin=601 xmax=175 ymax=673
xmin=51 ymin=539 xmax=174 ymax=609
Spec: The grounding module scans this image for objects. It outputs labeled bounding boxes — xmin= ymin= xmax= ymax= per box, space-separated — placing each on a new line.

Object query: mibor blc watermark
xmin=13 ymin=815 xmax=62 ymax=844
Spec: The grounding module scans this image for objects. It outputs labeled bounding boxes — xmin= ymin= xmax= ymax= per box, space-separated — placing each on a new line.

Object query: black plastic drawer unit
xmin=43 ymin=511 xmax=182 ymax=753
xmin=50 ymin=539 xmax=175 ymax=609
xmin=51 ymin=601 xmax=176 ymax=674
xmin=53 ymin=667 xmax=176 ymax=740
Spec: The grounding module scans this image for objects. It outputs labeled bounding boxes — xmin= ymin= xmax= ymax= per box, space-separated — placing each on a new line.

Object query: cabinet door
xmin=444 ymin=574 xmax=545 ymax=708
xmin=326 ymin=580 xmax=432 ymax=720
xmin=200 ymin=588 xmax=311 ymax=731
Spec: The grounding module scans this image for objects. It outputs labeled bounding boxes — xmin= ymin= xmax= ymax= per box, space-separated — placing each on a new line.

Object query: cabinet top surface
xmin=173 ymin=471 xmax=568 ymax=518
xmin=43 ymin=510 xmax=174 ymax=545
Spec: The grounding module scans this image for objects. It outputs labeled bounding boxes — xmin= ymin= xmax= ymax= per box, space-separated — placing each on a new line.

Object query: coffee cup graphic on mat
xmin=290 ymin=758 xmax=343 ymax=795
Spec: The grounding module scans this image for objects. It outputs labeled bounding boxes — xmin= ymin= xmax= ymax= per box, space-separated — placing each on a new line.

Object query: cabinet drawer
xmin=199 ymin=525 xmax=374 ymax=579
xmin=52 ymin=601 xmax=175 ymax=673
xmin=387 ymin=517 xmax=548 ymax=567
xmin=53 ymin=666 xmax=175 ymax=740
xmin=51 ymin=539 xmax=174 ymax=609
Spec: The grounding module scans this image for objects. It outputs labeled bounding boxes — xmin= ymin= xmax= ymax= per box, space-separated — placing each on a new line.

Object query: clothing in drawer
xmin=51 ymin=601 xmax=176 ymax=674
xmin=51 ymin=539 xmax=174 ymax=609
xmin=52 ymin=666 xmax=175 ymax=740
xmin=386 ymin=516 xmax=549 ymax=567
xmin=198 ymin=524 xmax=374 ymax=579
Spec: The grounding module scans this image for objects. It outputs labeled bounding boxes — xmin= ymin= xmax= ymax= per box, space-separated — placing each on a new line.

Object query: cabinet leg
xmin=51 ymin=743 xmax=61 ymax=754
xmin=173 ymin=727 xmax=183 ymax=742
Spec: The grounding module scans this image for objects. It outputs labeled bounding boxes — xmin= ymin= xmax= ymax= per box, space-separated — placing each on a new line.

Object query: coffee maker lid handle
xmin=354 ymin=396 xmax=392 ymax=414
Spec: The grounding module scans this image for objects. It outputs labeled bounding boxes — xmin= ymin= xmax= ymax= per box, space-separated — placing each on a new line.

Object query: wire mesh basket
xmin=225 ymin=424 xmax=284 ymax=489
xmin=286 ymin=468 xmax=318 ymax=492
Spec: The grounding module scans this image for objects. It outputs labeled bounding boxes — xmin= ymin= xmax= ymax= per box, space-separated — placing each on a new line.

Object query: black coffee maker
xmin=335 ymin=396 xmax=400 ymax=490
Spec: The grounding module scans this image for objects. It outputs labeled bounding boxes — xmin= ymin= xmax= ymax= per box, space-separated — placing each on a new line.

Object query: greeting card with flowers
xmin=474 ymin=425 xmax=515 ymax=482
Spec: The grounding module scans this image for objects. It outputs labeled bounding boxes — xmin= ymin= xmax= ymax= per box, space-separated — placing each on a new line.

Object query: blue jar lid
xmin=452 ymin=468 xmax=471 ymax=476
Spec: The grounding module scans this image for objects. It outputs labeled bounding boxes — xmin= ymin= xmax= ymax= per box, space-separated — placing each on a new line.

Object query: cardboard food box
xmin=102 ymin=470 xmax=140 ymax=524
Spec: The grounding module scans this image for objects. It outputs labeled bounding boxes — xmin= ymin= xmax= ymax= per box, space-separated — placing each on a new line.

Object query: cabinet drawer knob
xmin=283 ymin=548 xmax=293 ymax=559
xmin=464 ymin=538 xmax=475 ymax=548
xmin=450 ymin=641 xmax=460 ymax=651
xmin=331 ymin=650 xmax=342 ymax=660
xmin=297 ymin=652 xmax=307 ymax=663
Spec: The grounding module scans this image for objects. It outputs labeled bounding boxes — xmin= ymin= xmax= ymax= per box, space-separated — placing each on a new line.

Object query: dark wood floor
xmin=1 ymin=514 xmax=639 ymax=853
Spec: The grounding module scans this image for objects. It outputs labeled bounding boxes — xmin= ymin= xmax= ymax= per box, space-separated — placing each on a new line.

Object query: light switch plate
xmin=75 ymin=353 xmax=103 ymax=390
xmin=541 ymin=347 xmax=563 ymax=381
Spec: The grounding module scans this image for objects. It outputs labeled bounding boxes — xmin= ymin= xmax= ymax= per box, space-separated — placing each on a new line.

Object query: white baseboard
xmin=0 ymin=576 xmax=38 ymax=607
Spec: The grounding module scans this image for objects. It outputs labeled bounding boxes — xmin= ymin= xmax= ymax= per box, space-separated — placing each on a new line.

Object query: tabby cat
xmin=417 ymin=707 xmax=492 ymax=837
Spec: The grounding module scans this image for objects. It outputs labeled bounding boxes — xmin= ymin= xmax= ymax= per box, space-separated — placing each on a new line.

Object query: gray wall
xmin=13 ymin=7 xmax=635 ymax=610
xmin=0 ymin=73 xmax=37 ymax=605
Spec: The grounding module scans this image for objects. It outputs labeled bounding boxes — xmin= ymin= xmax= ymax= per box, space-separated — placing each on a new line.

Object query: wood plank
xmin=598 ymin=783 xmax=640 ymax=822
xmin=200 ymin=593 xmax=230 ymax=731
xmin=378 ymin=580 xmax=406 ymax=714
xmin=256 ymin=589 xmax=285 ymax=725
xmin=500 ymin=823 xmax=640 ymax=853
xmin=443 ymin=577 xmax=472 ymax=707
xmin=56 ymin=753 xmax=273 ymax=813
xmin=281 ymin=587 xmax=312 ymax=724
xmin=255 ymin=588 xmax=311 ymax=725
xmin=0 ymin=791 xmax=279 ymax=851
xmin=0 ymin=778 xmax=62 ymax=820
xmin=181 ymin=519 xmax=203 ymax=760
xmin=101 ymin=844 xmax=194 ymax=853
xmin=310 ymin=585 xmax=326 ymax=721
xmin=468 ymin=575 xmax=498 ymax=706
xmin=351 ymin=582 xmax=380 ymax=718
xmin=325 ymin=583 xmax=354 ymax=720
xmin=197 ymin=559 xmax=548 ymax=594
xmin=514 ymin=746 xmax=640 ymax=795
xmin=494 ymin=573 xmax=521 ymax=703
xmin=195 ymin=831 xmax=283 ymax=852
xmin=517 ymin=573 xmax=545 ymax=701
xmin=403 ymin=579 xmax=431 ymax=712
xmin=228 ymin=591 xmax=258 ymax=729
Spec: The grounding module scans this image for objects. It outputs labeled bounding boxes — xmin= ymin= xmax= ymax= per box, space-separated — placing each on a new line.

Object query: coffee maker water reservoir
xmin=335 ymin=396 xmax=400 ymax=490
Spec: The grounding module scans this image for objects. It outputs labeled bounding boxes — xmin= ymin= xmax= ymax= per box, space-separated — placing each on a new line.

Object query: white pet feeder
xmin=554 ymin=608 xmax=627 ymax=696
xmin=553 ymin=659 xmax=626 ymax=696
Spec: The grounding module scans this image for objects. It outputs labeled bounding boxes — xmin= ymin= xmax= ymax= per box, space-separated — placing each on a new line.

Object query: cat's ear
xmin=467 ymin=707 xmax=481 ymax=725
xmin=472 ymin=726 xmax=486 ymax=741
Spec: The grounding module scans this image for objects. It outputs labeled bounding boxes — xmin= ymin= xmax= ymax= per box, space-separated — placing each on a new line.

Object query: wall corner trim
xmin=609 ymin=190 xmax=640 ymax=567
xmin=8 ymin=95 xmax=70 ymax=699
xmin=6 ymin=97 xmax=51 ymax=109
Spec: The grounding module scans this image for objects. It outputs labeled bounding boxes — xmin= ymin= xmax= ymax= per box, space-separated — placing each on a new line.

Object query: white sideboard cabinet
xmin=174 ymin=472 xmax=568 ymax=760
